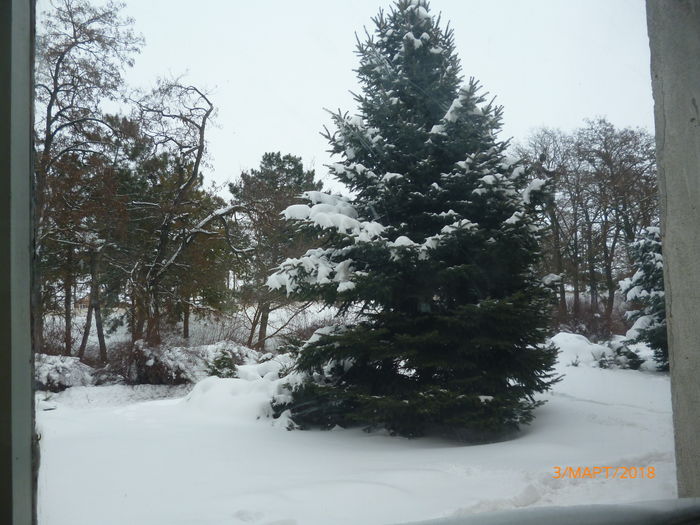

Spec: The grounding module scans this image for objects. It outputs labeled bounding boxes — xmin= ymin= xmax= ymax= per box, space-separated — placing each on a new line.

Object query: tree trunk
xmin=31 ymin=276 xmax=44 ymax=354
xmin=587 ymin=263 xmax=598 ymax=315
xmin=63 ymin=245 xmax=73 ymax=356
xmin=601 ymin=227 xmax=620 ymax=338
xmin=603 ymin=261 xmax=615 ymax=338
xmin=247 ymin=305 xmax=261 ymax=348
xmin=600 ymin=230 xmax=612 ymax=338
xmin=134 ymin=308 xmax=145 ymax=342
xmin=255 ymin=302 xmax=270 ymax=350
xmin=89 ymin=250 xmax=108 ymax=363
xmin=93 ymin=300 xmax=108 ymax=364
xmin=32 ymin=128 xmax=57 ymax=356
xmin=183 ymin=299 xmax=190 ymax=339
xmin=77 ymin=299 xmax=93 ymax=360
xmin=584 ymin=221 xmax=598 ymax=335
xmin=571 ymin=249 xmax=581 ymax=321
xmin=130 ymin=293 xmax=136 ymax=342
xmin=130 ymin=288 xmax=146 ymax=342
xmin=549 ymin=207 xmax=567 ymax=322
xmin=557 ymin=280 xmax=567 ymax=323
xmin=32 ymin=169 xmax=47 ymax=355
xmin=145 ymin=282 xmax=161 ymax=347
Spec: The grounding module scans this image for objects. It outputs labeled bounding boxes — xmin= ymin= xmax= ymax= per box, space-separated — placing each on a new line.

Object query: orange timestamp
xmin=553 ymin=466 xmax=656 ymax=480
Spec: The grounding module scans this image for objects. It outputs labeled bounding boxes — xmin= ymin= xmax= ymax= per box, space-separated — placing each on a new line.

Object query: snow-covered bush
xmin=127 ymin=340 xmax=258 ymax=385
xmin=550 ymin=332 xmax=646 ymax=370
xmin=619 ymin=227 xmax=667 ymax=370
xmin=91 ymin=366 xmax=127 ymax=386
xmin=206 ymin=349 xmax=238 ymax=378
xmin=597 ymin=340 xmax=644 ymax=370
xmin=35 ymin=354 xmax=95 ymax=392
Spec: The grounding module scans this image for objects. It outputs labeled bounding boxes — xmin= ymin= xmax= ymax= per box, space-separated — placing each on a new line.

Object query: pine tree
xmin=620 ymin=227 xmax=668 ymax=370
xmin=229 ymin=152 xmax=321 ymax=349
xmin=269 ymin=0 xmax=558 ymax=441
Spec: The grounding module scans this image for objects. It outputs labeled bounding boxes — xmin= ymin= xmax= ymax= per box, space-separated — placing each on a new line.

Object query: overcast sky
xmin=58 ymin=0 xmax=656 ymax=189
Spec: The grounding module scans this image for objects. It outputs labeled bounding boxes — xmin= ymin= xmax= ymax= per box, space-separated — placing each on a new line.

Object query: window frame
xmin=1 ymin=0 xmax=35 ymax=523
xmin=3 ymin=1 xmax=700 ymax=523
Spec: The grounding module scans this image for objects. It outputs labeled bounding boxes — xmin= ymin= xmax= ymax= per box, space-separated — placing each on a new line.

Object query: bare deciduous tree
xmin=519 ymin=119 xmax=658 ymax=337
xmin=34 ymin=0 xmax=142 ymax=353
xmin=130 ymin=82 xmax=242 ymax=346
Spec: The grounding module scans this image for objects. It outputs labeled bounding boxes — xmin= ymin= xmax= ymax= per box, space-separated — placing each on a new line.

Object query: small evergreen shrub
xmin=597 ymin=341 xmax=644 ymax=370
xmin=127 ymin=341 xmax=250 ymax=384
xmin=35 ymin=354 xmax=95 ymax=392
xmin=206 ymin=349 xmax=238 ymax=378
xmin=619 ymin=227 xmax=667 ymax=370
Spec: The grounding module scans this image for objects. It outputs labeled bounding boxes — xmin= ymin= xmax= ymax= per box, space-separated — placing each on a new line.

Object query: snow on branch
xmin=282 ymin=191 xmax=386 ymax=243
xmin=155 ymin=204 xmax=242 ymax=280
xmin=267 ymin=248 xmax=356 ymax=295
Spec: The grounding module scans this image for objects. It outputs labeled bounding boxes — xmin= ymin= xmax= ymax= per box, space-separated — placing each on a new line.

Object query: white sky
xmin=54 ymin=0 xmax=656 ymax=190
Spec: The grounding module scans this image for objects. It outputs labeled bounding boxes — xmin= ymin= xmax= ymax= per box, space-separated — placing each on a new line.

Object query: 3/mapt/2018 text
xmin=552 ymin=466 xmax=655 ymax=479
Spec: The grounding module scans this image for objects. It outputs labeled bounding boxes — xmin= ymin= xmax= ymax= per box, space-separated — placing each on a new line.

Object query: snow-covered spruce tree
xmin=268 ymin=0 xmax=558 ymax=441
xmin=620 ymin=227 xmax=668 ymax=370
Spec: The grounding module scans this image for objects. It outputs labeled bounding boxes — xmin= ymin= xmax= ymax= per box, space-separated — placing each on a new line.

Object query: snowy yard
xmin=37 ymin=333 xmax=675 ymax=525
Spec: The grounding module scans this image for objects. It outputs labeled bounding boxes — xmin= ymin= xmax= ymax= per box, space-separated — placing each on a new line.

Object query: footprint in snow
xmin=233 ymin=509 xmax=264 ymax=522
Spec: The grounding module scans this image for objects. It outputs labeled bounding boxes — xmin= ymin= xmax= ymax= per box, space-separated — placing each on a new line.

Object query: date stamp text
xmin=552 ymin=466 xmax=656 ymax=479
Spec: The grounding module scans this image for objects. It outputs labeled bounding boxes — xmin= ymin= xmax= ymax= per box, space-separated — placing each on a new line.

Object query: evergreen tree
xmin=620 ymin=227 xmax=668 ymax=370
xmin=269 ymin=0 xmax=558 ymax=440
xmin=229 ymin=152 xmax=321 ymax=349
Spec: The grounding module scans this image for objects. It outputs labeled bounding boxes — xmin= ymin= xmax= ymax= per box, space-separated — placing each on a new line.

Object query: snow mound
xmin=551 ymin=332 xmax=610 ymax=368
xmin=129 ymin=340 xmax=260 ymax=385
xmin=180 ymin=377 xmax=274 ymax=420
xmin=179 ymin=355 xmax=295 ymax=421
xmin=35 ymin=354 xmax=95 ymax=392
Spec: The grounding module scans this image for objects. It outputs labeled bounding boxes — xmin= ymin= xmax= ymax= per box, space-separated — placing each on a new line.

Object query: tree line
xmin=518 ymin=121 xmax=658 ymax=340
xmin=34 ymin=0 xmax=319 ymax=362
xmin=36 ymin=0 xmax=659 ymax=372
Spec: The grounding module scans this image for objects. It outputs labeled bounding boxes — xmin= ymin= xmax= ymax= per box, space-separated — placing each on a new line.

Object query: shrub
xmin=35 ymin=354 xmax=95 ymax=392
xmin=206 ymin=350 xmax=238 ymax=378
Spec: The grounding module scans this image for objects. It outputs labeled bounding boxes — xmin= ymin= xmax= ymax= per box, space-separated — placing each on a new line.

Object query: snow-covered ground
xmin=37 ymin=333 xmax=675 ymax=525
